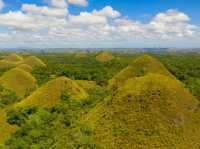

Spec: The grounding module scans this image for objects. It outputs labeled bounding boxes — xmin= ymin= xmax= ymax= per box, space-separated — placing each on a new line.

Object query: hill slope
xmin=108 ymin=54 xmax=175 ymax=90
xmin=16 ymin=64 xmax=33 ymax=73
xmin=17 ymin=76 xmax=88 ymax=108
xmin=23 ymin=56 xmax=46 ymax=68
xmin=86 ymin=74 xmax=199 ymax=149
xmin=96 ymin=51 xmax=114 ymax=62
xmin=4 ymin=53 xmax=23 ymax=63
xmin=0 ymin=68 xmax=37 ymax=98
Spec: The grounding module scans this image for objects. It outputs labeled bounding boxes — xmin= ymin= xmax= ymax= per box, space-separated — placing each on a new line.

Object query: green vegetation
xmin=0 ymin=52 xmax=199 ymax=148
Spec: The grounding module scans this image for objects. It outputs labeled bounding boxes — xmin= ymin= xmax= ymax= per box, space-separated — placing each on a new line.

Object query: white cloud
xmin=93 ymin=6 xmax=121 ymax=18
xmin=51 ymin=0 xmax=68 ymax=8
xmin=148 ymin=9 xmax=197 ymax=38
xmin=0 ymin=1 xmax=199 ymax=48
xmin=69 ymin=12 xmax=107 ymax=25
xmin=0 ymin=0 xmax=4 ymax=10
xmin=22 ymin=4 xmax=68 ymax=18
xmin=68 ymin=0 xmax=88 ymax=7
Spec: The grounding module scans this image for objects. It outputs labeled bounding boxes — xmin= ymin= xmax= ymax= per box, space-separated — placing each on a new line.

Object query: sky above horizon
xmin=0 ymin=0 xmax=199 ymax=49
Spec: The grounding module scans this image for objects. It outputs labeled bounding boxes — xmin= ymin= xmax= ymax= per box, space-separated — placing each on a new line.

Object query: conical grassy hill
xmin=17 ymin=76 xmax=88 ymax=108
xmin=0 ymin=68 xmax=37 ymax=98
xmin=4 ymin=53 xmax=23 ymax=63
xmin=96 ymin=51 xmax=114 ymax=62
xmin=0 ymin=54 xmax=23 ymax=69
xmin=86 ymin=73 xmax=199 ymax=148
xmin=16 ymin=64 xmax=33 ymax=73
xmin=22 ymin=56 xmax=46 ymax=68
xmin=108 ymin=54 xmax=175 ymax=90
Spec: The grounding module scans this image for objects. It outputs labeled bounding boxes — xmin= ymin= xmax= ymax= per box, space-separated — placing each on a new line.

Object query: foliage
xmin=0 ymin=85 xmax=19 ymax=107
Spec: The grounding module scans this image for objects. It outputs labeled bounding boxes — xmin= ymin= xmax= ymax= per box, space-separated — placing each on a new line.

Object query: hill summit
xmin=0 ymin=68 xmax=37 ymax=98
xmin=23 ymin=56 xmax=46 ymax=68
xmin=96 ymin=51 xmax=114 ymax=62
xmin=17 ymin=76 xmax=88 ymax=108
xmin=0 ymin=53 xmax=23 ymax=69
xmin=86 ymin=73 xmax=199 ymax=148
xmin=108 ymin=54 xmax=174 ymax=90
xmin=4 ymin=53 xmax=23 ymax=62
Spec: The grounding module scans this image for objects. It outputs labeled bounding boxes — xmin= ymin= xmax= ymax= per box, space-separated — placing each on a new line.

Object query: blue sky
xmin=0 ymin=0 xmax=199 ymax=48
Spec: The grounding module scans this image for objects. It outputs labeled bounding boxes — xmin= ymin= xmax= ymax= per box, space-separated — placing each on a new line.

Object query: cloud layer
xmin=0 ymin=0 xmax=199 ymax=48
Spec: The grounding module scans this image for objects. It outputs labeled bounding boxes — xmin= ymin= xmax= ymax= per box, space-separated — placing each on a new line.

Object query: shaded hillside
xmin=96 ymin=51 xmax=114 ymax=62
xmin=17 ymin=76 xmax=88 ymax=108
xmin=23 ymin=56 xmax=46 ymax=68
xmin=0 ymin=68 xmax=37 ymax=98
xmin=86 ymin=74 xmax=199 ymax=149
xmin=108 ymin=54 xmax=175 ymax=90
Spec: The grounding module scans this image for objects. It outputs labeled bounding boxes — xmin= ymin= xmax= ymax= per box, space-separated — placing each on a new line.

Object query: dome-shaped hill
xmin=108 ymin=54 xmax=175 ymax=90
xmin=16 ymin=64 xmax=33 ymax=73
xmin=3 ymin=53 xmax=23 ymax=62
xmin=96 ymin=51 xmax=114 ymax=62
xmin=0 ymin=68 xmax=37 ymax=98
xmin=0 ymin=109 xmax=17 ymax=145
xmin=86 ymin=74 xmax=199 ymax=148
xmin=17 ymin=77 xmax=88 ymax=108
xmin=23 ymin=56 xmax=46 ymax=68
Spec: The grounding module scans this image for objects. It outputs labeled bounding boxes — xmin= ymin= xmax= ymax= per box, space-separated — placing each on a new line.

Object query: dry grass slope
xmin=96 ymin=51 xmax=114 ymax=62
xmin=4 ymin=53 xmax=23 ymax=62
xmin=108 ymin=54 xmax=175 ymax=90
xmin=23 ymin=56 xmax=46 ymax=68
xmin=17 ymin=76 xmax=88 ymax=108
xmin=0 ymin=68 xmax=37 ymax=98
xmin=86 ymin=73 xmax=200 ymax=149
xmin=16 ymin=64 xmax=33 ymax=73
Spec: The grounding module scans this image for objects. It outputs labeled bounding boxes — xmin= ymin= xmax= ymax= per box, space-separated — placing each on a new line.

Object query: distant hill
xmin=22 ymin=56 xmax=46 ymax=68
xmin=108 ymin=54 xmax=175 ymax=90
xmin=17 ymin=76 xmax=88 ymax=108
xmin=86 ymin=73 xmax=199 ymax=148
xmin=96 ymin=51 xmax=114 ymax=62
xmin=0 ymin=68 xmax=37 ymax=98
